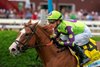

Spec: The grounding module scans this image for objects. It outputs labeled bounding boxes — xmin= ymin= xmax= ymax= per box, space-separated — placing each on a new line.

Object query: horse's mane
xmin=37 ymin=25 xmax=51 ymax=38
xmin=7 ymin=19 xmax=78 ymax=67
xmin=24 ymin=22 xmax=78 ymax=67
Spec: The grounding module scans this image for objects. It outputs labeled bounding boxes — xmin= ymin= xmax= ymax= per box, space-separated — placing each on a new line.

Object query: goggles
xmin=48 ymin=19 xmax=57 ymax=24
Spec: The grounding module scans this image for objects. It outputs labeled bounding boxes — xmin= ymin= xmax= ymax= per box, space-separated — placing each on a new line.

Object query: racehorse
xmin=9 ymin=21 xmax=78 ymax=67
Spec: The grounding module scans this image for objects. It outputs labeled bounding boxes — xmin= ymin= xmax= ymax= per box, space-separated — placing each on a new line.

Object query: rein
xmin=15 ymin=22 xmax=66 ymax=54
xmin=15 ymin=23 xmax=47 ymax=51
xmin=29 ymin=24 xmax=47 ymax=48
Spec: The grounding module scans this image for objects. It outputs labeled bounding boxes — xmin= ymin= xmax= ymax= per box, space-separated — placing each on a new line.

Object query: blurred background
xmin=0 ymin=0 xmax=100 ymax=35
xmin=0 ymin=0 xmax=100 ymax=67
xmin=0 ymin=0 xmax=100 ymax=20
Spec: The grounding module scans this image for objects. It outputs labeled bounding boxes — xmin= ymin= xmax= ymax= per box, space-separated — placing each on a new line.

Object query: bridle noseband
xmin=15 ymin=23 xmax=38 ymax=52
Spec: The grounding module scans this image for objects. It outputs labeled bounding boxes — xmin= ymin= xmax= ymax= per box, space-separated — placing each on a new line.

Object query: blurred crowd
xmin=0 ymin=8 xmax=48 ymax=20
xmin=0 ymin=8 xmax=100 ymax=21
xmin=63 ymin=9 xmax=100 ymax=21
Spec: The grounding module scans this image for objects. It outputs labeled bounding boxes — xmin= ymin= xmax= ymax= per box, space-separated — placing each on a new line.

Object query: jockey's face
xmin=56 ymin=20 xmax=61 ymax=25
xmin=49 ymin=22 xmax=56 ymax=28
xmin=49 ymin=20 xmax=60 ymax=28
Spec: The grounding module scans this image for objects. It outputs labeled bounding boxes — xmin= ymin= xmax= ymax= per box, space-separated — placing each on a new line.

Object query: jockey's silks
xmin=57 ymin=20 xmax=85 ymax=35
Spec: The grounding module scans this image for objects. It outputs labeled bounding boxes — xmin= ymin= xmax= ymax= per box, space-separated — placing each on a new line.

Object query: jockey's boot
xmin=72 ymin=44 xmax=90 ymax=66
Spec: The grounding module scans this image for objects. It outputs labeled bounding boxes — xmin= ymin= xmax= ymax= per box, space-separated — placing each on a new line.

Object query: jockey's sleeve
xmin=57 ymin=26 xmax=75 ymax=46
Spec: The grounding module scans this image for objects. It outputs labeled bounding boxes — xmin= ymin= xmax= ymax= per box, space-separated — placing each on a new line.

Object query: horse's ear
xmin=24 ymin=19 xmax=32 ymax=27
xmin=35 ymin=22 xmax=38 ymax=25
xmin=28 ymin=19 xmax=32 ymax=25
xmin=24 ymin=23 xmax=27 ymax=27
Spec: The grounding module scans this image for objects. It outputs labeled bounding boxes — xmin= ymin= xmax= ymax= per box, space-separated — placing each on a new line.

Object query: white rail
xmin=0 ymin=19 xmax=100 ymax=36
xmin=0 ymin=19 xmax=39 ymax=24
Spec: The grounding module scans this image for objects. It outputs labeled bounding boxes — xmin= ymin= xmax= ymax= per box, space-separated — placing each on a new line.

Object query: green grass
xmin=0 ymin=30 xmax=42 ymax=67
xmin=0 ymin=30 xmax=100 ymax=67
xmin=91 ymin=36 xmax=100 ymax=41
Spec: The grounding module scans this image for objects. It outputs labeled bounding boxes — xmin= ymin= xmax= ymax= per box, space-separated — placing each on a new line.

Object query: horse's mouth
xmin=9 ymin=49 xmax=20 ymax=56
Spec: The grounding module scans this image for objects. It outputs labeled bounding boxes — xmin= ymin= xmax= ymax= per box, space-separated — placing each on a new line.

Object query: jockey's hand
xmin=56 ymin=38 xmax=60 ymax=40
xmin=46 ymin=40 xmax=53 ymax=46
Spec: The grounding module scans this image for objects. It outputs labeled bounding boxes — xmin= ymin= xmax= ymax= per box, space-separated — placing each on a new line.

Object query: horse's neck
xmin=35 ymin=26 xmax=60 ymax=62
xmin=32 ymin=25 xmax=77 ymax=67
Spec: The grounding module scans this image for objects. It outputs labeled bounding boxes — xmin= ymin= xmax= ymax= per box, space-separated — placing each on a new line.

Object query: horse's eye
xmin=25 ymin=34 xmax=29 ymax=36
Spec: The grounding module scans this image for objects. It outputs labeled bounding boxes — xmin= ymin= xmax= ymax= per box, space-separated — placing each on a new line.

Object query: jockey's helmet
xmin=47 ymin=10 xmax=62 ymax=23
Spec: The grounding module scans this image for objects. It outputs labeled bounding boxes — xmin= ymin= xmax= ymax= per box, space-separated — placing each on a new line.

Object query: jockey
xmin=47 ymin=10 xmax=91 ymax=65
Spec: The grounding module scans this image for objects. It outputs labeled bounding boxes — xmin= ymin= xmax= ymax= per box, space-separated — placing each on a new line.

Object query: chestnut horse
xmin=9 ymin=22 xmax=78 ymax=67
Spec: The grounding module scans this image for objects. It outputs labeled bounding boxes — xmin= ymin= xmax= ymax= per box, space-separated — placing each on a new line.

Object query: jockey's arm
xmin=57 ymin=26 xmax=75 ymax=46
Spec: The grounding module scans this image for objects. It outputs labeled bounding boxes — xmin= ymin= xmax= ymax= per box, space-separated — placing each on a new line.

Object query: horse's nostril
xmin=11 ymin=48 xmax=16 ymax=51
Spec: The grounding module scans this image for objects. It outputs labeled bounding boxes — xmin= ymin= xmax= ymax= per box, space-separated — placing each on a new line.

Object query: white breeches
xmin=60 ymin=26 xmax=92 ymax=46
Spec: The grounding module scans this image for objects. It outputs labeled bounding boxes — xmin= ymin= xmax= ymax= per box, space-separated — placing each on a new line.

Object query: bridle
xmin=15 ymin=23 xmax=40 ymax=52
xmin=14 ymin=23 xmax=66 ymax=53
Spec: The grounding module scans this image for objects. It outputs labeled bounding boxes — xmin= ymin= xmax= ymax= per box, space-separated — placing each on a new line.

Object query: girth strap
xmin=81 ymin=41 xmax=97 ymax=51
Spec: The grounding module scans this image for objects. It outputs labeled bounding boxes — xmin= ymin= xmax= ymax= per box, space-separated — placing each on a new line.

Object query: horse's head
xmin=9 ymin=21 xmax=39 ymax=56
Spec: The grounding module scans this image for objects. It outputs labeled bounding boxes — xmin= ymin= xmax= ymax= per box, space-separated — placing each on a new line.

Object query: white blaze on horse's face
xmin=9 ymin=29 xmax=26 ymax=56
